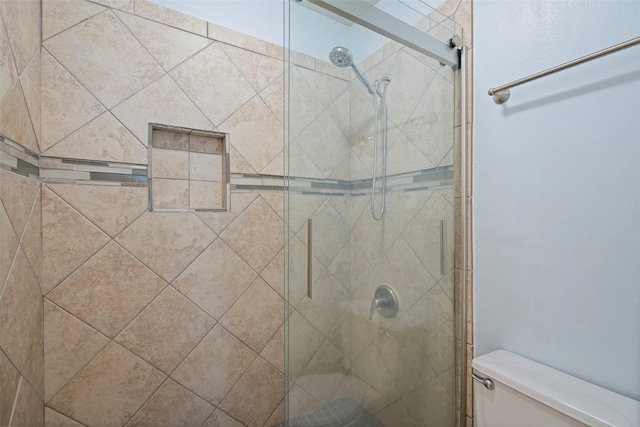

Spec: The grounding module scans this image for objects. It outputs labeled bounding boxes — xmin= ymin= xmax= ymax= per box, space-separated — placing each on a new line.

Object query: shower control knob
xmin=369 ymin=285 xmax=399 ymax=320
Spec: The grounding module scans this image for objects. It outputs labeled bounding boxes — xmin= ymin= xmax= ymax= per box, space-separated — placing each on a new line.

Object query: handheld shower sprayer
xmin=328 ymin=46 xmax=392 ymax=221
xmin=329 ymin=47 xmax=375 ymax=94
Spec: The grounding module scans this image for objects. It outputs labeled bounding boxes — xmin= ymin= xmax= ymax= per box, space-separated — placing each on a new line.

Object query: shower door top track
xmin=306 ymin=0 xmax=459 ymax=67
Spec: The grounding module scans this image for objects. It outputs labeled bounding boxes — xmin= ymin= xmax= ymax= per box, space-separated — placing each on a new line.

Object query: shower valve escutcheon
xmin=369 ymin=285 xmax=399 ymax=320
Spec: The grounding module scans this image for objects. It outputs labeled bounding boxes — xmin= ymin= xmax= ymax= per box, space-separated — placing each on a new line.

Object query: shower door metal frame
xmin=307 ymin=0 xmax=459 ymax=67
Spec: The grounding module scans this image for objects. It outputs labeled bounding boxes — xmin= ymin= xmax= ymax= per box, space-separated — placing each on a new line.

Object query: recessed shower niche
xmin=148 ymin=124 xmax=229 ymax=212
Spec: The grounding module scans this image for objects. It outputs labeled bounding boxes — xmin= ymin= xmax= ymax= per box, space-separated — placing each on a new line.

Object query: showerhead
xmin=329 ymin=46 xmax=373 ymax=94
xmin=329 ymin=46 xmax=354 ymax=68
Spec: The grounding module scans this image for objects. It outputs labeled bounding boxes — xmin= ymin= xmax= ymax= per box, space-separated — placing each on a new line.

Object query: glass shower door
xmin=284 ymin=1 xmax=460 ymax=425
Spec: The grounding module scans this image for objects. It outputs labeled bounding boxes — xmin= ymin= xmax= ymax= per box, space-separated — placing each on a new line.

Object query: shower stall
xmin=283 ymin=1 xmax=465 ymax=426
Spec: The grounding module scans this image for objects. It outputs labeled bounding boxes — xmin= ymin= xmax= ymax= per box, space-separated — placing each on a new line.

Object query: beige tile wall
xmin=0 ymin=0 xmax=44 ymax=425
xmin=37 ymin=1 xmax=356 ymax=426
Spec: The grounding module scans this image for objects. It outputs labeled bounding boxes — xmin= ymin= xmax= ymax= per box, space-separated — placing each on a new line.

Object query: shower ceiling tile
xmin=0 ymin=0 xmax=40 ymax=74
xmin=0 ymin=169 xmax=39 ymax=241
xmin=43 ymin=10 xmax=165 ymax=109
xmin=48 ymin=342 xmax=166 ymax=426
xmin=115 ymin=287 xmax=215 ymax=373
xmin=220 ymin=197 xmax=283 ymax=273
xmin=114 ymin=10 xmax=212 ymax=71
xmin=0 ymin=82 xmax=38 ymax=153
xmin=44 ymin=300 xmax=109 ymax=402
xmin=170 ymin=43 xmax=255 ymax=127
xmin=220 ymin=278 xmax=284 ymax=353
xmin=44 ymin=112 xmax=147 ymax=164
xmin=219 ymin=96 xmax=282 ymax=173
xmin=124 ymin=379 xmax=214 ymax=427
xmin=112 ymin=75 xmax=213 ymax=145
xmin=42 ymin=0 xmax=105 ymax=41
xmin=47 ymin=241 xmax=166 ymax=338
xmin=219 ymin=357 xmax=284 ymax=427
xmin=48 ymin=183 xmax=148 ymax=238
xmin=115 ymin=211 xmax=215 ymax=282
xmin=173 ymin=238 xmax=257 ymax=320
xmin=171 ymin=325 xmax=256 ymax=406
xmin=41 ymin=187 xmax=111 ymax=293
xmin=40 ymin=50 xmax=105 ymax=151
xmin=221 ymin=43 xmax=283 ymax=93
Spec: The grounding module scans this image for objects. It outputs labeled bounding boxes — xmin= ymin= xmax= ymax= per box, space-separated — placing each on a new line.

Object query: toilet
xmin=472 ymin=350 xmax=640 ymax=427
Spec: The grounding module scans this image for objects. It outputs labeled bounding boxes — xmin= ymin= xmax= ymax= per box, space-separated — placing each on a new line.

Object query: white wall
xmin=474 ymin=0 xmax=640 ymax=400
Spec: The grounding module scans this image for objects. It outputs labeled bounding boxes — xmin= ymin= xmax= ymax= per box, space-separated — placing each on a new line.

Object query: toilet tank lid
xmin=472 ymin=350 xmax=640 ymax=427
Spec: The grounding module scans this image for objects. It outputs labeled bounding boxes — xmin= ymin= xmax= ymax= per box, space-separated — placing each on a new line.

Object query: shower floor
xmin=272 ymin=396 xmax=384 ymax=427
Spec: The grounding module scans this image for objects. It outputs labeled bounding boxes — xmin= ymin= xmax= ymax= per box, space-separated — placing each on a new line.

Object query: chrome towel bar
xmin=488 ymin=36 xmax=640 ymax=104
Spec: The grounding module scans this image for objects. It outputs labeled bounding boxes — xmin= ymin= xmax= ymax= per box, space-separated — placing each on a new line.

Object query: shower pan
xmin=284 ymin=1 xmax=465 ymax=426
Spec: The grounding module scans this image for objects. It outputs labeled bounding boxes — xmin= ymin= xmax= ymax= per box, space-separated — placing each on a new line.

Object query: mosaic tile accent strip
xmin=0 ymin=135 xmax=39 ymax=179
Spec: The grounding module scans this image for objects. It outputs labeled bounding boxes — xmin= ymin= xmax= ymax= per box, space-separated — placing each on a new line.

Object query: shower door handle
xmin=307 ymin=218 xmax=313 ymax=299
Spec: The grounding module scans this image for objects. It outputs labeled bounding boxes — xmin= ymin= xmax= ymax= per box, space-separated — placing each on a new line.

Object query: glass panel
xmin=285 ymin=1 xmax=460 ymax=426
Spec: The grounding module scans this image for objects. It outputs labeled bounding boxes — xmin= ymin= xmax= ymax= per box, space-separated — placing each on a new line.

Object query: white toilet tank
xmin=472 ymin=350 xmax=640 ymax=427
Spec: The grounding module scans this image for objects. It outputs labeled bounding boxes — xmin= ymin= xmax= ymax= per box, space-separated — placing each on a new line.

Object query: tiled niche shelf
xmin=148 ymin=124 xmax=230 ymax=212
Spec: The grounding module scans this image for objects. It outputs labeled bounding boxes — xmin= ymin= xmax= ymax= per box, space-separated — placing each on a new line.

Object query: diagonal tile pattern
xmin=41 ymin=186 xmax=111 ymax=293
xmin=115 ymin=211 xmax=215 ymax=282
xmin=170 ymin=43 xmax=256 ymax=127
xmin=172 ymin=325 xmax=257 ymax=406
xmin=115 ymin=286 xmax=216 ymax=373
xmin=48 ymin=342 xmax=166 ymax=427
xmin=44 ymin=10 xmax=165 ymax=109
xmin=220 ymin=196 xmax=284 ymax=273
xmin=47 ymin=241 xmax=167 ymax=338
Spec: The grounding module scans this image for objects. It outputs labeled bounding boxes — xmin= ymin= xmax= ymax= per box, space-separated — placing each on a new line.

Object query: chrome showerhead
xmin=329 ymin=46 xmax=373 ymax=94
xmin=329 ymin=46 xmax=354 ymax=68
